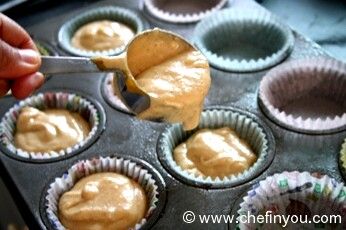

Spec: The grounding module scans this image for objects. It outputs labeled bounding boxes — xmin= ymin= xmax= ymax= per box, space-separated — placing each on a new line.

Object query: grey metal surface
xmin=40 ymin=56 xmax=101 ymax=74
xmin=0 ymin=0 xmax=344 ymax=229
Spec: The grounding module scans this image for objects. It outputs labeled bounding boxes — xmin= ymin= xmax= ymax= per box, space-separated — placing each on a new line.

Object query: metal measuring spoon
xmin=40 ymin=28 xmax=195 ymax=114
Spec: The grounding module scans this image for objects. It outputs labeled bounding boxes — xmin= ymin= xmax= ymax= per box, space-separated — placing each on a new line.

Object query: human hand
xmin=0 ymin=13 xmax=44 ymax=99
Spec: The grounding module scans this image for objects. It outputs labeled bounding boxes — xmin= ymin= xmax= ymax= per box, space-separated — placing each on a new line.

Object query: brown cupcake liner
xmin=259 ymin=58 xmax=346 ymax=134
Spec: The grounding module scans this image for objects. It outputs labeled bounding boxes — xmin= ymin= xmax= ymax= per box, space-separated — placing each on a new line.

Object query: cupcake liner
xmin=157 ymin=106 xmax=275 ymax=188
xmin=259 ymin=58 xmax=346 ymax=134
xmin=340 ymin=139 xmax=346 ymax=181
xmin=193 ymin=8 xmax=294 ymax=72
xmin=58 ymin=6 xmax=147 ymax=57
xmin=143 ymin=0 xmax=228 ymax=23
xmin=101 ymin=73 xmax=134 ymax=114
xmin=235 ymin=171 xmax=346 ymax=229
xmin=0 ymin=92 xmax=106 ymax=162
xmin=43 ymin=156 xmax=165 ymax=230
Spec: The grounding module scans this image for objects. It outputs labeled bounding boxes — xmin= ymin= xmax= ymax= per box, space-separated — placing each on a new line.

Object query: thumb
xmin=0 ymin=40 xmax=41 ymax=78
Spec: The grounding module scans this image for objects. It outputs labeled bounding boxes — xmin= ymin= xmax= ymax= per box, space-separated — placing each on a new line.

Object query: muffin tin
xmin=0 ymin=0 xmax=345 ymax=229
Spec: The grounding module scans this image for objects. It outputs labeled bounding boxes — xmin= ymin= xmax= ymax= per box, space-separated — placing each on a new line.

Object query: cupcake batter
xmin=135 ymin=49 xmax=210 ymax=130
xmin=174 ymin=127 xmax=257 ymax=178
xmin=14 ymin=107 xmax=90 ymax=152
xmin=58 ymin=172 xmax=147 ymax=230
xmin=93 ymin=29 xmax=210 ymax=130
xmin=71 ymin=20 xmax=135 ymax=51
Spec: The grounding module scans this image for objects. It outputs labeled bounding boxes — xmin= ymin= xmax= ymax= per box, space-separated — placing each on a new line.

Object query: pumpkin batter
xmin=174 ymin=127 xmax=257 ymax=178
xmin=135 ymin=49 xmax=210 ymax=130
xmin=58 ymin=172 xmax=147 ymax=230
xmin=71 ymin=20 xmax=135 ymax=51
xmin=14 ymin=107 xmax=90 ymax=153
xmin=93 ymin=29 xmax=210 ymax=130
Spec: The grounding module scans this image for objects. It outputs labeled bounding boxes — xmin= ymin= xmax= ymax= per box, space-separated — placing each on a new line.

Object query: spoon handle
xmin=39 ymin=56 xmax=104 ymax=74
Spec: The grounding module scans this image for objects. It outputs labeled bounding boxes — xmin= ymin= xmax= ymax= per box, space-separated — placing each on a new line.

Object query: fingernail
xmin=19 ymin=49 xmax=40 ymax=64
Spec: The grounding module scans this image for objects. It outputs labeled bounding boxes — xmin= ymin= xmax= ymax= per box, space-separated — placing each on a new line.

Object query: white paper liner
xmin=45 ymin=156 xmax=160 ymax=230
xmin=102 ymin=73 xmax=133 ymax=114
xmin=259 ymin=58 xmax=346 ymax=134
xmin=157 ymin=108 xmax=274 ymax=188
xmin=237 ymin=171 xmax=346 ymax=229
xmin=0 ymin=92 xmax=101 ymax=160
xmin=58 ymin=6 xmax=146 ymax=57
xmin=194 ymin=8 xmax=294 ymax=72
xmin=143 ymin=0 xmax=228 ymax=23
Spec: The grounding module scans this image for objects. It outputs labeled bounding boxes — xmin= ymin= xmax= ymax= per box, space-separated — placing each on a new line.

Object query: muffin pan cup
xmin=42 ymin=155 xmax=166 ymax=230
xmin=231 ymin=171 xmax=346 ymax=229
xmin=0 ymin=92 xmax=106 ymax=162
xmin=143 ymin=0 xmax=228 ymax=23
xmin=1 ymin=0 xmax=345 ymax=229
xmin=58 ymin=6 xmax=148 ymax=57
xmin=194 ymin=8 xmax=294 ymax=72
xmin=259 ymin=58 xmax=346 ymax=134
xmin=157 ymin=106 xmax=275 ymax=189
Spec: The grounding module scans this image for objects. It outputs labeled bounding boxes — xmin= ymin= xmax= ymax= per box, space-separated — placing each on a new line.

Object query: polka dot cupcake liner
xmin=234 ymin=171 xmax=346 ymax=229
xmin=58 ymin=6 xmax=148 ymax=57
xmin=143 ymin=0 xmax=228 ymax=23
xmin=157 ymin=106 xmax=275 ymax=189
xmin=42 ymin=155 xmax=166 ymax=230
xmin=0 ymin=92 xmax=105 ymax=162
xmin=194 ymin=8 xmax=294 ymax=72
xmin=259 ymin=58 xmax=346 ymax=134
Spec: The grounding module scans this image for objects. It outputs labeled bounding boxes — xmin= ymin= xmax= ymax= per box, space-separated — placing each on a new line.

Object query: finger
xmin=0 ymin=13 xmax=37 ymax=50
xmin=11 ymin=72 xmax=44 ymax=99
xmin=0 ymin=79 xmax=10 ymax=97
xmin=0 ymin=40 xmax=41 ymax=78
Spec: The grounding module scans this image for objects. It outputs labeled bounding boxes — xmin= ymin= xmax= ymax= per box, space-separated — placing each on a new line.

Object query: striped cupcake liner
xmin=101 ymin=73 xmax=133 ymax=114
xmin=259 ymin=58 xmax=346 ymax=134
xmin=143 ymin=0 xmax=228 ymax=23
xmin=58 ymin=6 xmax=148 ymax=57
xmin=157 ymin=106 xmax=275 ymax=189
xmin=233 ymin=171 xmax=346 ymax=229
xmin=0 ymin=92 xmax=105 ymax=162
xmin=42 ymin=155 xmax=166 ymax=230
xmin=194 ymin=8 xmax=294 ymax=72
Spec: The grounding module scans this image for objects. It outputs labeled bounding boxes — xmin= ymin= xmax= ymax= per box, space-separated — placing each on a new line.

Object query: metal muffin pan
xmin=0 ymin=0 xmax=345 ymax=229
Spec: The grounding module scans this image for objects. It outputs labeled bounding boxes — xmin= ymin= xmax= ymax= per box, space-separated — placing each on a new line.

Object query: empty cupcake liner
xmin=58 ymin=6 xmax=147 ymax=57
xmin=259 ymin=58 xmax=346 ymax=134
xmin=235 ymin=171 xmax=346 ymax=229
xmin=101 ymin=73 xmax=133 ymax=114
xmin=0 ymin=92 xmax=106 ymax=162
xmin=43 ymin=155 xmax=165 ymax=230
xmin=194 ymin=8 xmax=294 ymax=72
xmin=157 ymin=106 xmax=275 ymax=189
xmin=143 ymin=0 xmax=228 ymax=23
xmin=340 ymin=139 xmax=346 ymax=181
